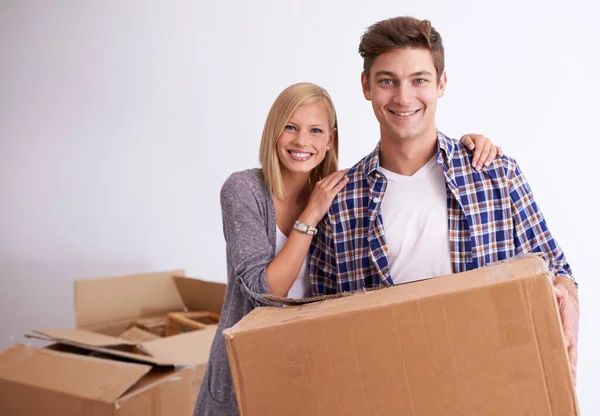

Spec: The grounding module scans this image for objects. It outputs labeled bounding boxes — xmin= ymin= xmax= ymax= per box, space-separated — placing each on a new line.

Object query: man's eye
xmin=379 ymin=79 xmax=393 ymax=85
xmin=310 ymin=128 xmax=323 ymax=134
xmin=414 ymin=78 xmax=427 ymax=84
xmin=284 ymin=125 xmax=297 ymax=131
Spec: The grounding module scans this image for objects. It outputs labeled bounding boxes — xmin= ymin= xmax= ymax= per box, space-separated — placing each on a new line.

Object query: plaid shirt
xmin=309 ymin=131 xmax=575 ymax=295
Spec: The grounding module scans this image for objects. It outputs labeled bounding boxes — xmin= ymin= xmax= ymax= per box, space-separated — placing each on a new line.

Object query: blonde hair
xmin=259 ymin=82 xmax=339 ymax=199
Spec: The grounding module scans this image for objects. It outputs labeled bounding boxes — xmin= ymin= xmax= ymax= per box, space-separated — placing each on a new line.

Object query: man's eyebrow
xmin=411 ymin=71 xmax=434 ymax=77
xmin=374 ymin=70 xmax=396 ymax=78
xmin=373 ymin=70 xmax=434 ymax=78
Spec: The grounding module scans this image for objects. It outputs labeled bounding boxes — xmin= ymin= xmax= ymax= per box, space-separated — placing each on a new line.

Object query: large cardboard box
xmin=0 ymin=343 xmax=193 ymax=415
xmin=24 ymin=269 xmax=226 ymax=413
xmin=224 ymin=255 xmax=579 ymax=415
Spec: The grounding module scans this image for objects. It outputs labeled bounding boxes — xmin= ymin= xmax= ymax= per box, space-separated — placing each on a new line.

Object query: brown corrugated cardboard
xmin=32 ymin=270 xmax=225 ymax=366
xmin=119 ymin=326 xmax=162 ymax=342
xmin=0 ymin=343 xmax=192 ymax=416
xmin=224 ymin=255 xmax=579 ymax=416
xmin=27 ymin=269 xmax=226 ymax=414
xmin=73 ymin=270 xmax=187 ymax=329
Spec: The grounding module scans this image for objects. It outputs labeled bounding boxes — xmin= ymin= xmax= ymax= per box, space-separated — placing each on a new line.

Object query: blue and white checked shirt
xmin=309 ymin=131 xmax=575 ymax=295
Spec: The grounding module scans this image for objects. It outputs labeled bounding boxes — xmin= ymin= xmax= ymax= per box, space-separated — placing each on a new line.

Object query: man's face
xmin=362 ymin=47 xmax=446 ymax=144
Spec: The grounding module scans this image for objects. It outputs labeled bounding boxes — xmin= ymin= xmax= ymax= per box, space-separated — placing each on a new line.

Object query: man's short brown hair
xmin=359 ymin=16 xmax=445 ymax=81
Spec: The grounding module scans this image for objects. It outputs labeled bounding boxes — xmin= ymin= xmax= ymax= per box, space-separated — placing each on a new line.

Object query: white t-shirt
xmin=379 ymin=156 xmax=453 ymax=284
xmin=275 ymin=226 xmax=311 ymax=298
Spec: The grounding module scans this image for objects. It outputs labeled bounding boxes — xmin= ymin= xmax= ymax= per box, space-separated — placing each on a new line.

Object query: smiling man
xmin=308 ymin=16 xmax=579 ymax=382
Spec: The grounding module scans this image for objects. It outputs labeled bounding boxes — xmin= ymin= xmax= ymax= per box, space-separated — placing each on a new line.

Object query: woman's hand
xmin=460 ymin=134 xmax=503 ymax=172
xmin=299 ymin=169 xmax=349 ymax=226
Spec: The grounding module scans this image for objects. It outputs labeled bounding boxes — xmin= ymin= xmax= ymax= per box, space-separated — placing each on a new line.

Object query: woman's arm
xmin=265 ymin=169 xmax=349 ymax=297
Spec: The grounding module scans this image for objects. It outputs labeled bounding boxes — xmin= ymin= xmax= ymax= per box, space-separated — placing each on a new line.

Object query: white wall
xmin=1 ymin=0 xmax=598 ymax=411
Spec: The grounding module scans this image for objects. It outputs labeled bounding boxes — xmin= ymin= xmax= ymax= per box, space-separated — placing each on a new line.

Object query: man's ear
xmin=361 ymin=72 xmax=371 ymax=101
xmin=437 ymin=71 xmax=447 ymax=98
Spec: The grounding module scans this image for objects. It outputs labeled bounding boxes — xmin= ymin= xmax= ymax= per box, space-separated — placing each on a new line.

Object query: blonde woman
xmin=194 ymin=82 xmax=500 ymax=415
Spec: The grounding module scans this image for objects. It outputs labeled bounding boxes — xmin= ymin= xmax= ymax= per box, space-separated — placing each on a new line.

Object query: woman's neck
xmin=280 ymin=170 xmax=311 ymax=206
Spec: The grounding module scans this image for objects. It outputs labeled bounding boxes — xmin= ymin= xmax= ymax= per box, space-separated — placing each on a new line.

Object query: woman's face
xmin=276 ymin=102 xmax=334 ymax=177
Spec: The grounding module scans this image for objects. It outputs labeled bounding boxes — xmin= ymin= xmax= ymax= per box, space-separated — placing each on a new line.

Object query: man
xmin=308 ymin=16 xmax=579 ymax=382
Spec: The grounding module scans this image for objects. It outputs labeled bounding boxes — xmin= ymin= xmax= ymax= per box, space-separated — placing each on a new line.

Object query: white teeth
xmin=393 ymin=110 xmax=417 ymax=116
xmin=290 ymin=152 xmax=311 ymax=158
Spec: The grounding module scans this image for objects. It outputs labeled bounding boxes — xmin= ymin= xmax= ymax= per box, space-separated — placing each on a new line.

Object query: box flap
xmin=34 ymin=328 xmax=137 ymax=347
xmin=32 ymin=327 xmax=219 ymax=367
xmin=174 ymin=277 xmax=226 ymax=314
xmin=140 ymin=325 xmax=218 ymax=366
xmin=0 ymin=344 xmax=151 ymax=402
xmin=263 ymin=287 xmax=382 ymax=306
xmin=116 ymin=366 xmax=194 ymax=415
xmin=74 ymin=269 xmax=186 ymax=329
xmin=30 ymin=329 xmax=161 ymax=365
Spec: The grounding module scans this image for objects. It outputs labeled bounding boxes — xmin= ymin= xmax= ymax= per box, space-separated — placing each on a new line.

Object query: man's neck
xmin=379 ymin=130 xmax=438 ymax=176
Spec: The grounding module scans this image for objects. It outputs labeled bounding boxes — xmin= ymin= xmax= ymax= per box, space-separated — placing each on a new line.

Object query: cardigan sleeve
xmin=220 ymin=171 xmax=275 ymax=306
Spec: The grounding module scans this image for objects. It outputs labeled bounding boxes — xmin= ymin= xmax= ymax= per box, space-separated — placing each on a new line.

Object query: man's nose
xmin=392 ymin=84 xmax=413 ymax=106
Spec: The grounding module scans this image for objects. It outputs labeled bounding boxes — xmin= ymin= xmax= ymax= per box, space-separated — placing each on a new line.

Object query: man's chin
xmin=388 ymin=128 xmax=418 ymax=142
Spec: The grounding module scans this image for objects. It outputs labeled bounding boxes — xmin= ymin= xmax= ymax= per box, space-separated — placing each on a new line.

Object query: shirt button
xmin=373 ymin=197 xmax=381 ymax=204
xmin=375 ymin=173 xmax=381 ymax=178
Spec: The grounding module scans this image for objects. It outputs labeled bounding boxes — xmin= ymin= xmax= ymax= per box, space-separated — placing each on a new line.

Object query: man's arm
xmin=509 ymin=161 xmax=579 ymax=383
xmin=309 ymin=213 xmax=338 ymax=296
xmin=509 ymin=161 xmax=575 ymax=280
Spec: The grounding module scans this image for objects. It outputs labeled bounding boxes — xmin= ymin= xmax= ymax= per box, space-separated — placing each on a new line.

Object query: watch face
xmin=294 ymin=221 xmax=316 ymax=235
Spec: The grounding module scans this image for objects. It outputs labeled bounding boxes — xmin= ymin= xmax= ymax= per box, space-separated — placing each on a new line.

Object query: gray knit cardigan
xmin=194 ymin=168 xmax=280 ymax=416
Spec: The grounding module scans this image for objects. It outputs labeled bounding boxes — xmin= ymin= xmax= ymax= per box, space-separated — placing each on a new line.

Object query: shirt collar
xmin=363 ymin=130 xmax=454 ymax=178
xmin=436 ymin=130 xmax=455 ymax=164
xmin=363 ymin=142 xmax=382 ymax=178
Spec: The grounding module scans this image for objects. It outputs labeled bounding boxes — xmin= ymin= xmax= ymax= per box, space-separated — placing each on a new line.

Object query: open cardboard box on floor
xmin=0 ymin=343 xmax=193 ymax=415
xmin=0 ymin=269 xmax=226 ymax=415
xmin=225 ymin=255 xmax=579 ymax=416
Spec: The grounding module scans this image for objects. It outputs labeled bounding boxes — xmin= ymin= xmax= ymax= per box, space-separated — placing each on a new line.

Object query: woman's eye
xmin=284 ymin=125 xmax=296 ymax=131
xmin=310 ymin=128 xmax=323 ymax=134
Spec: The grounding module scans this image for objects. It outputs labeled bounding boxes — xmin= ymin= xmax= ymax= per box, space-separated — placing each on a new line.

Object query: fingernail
xmin=476 ymin=164 xmax=482 ymax=171
xmin=485 ymin=161 xmax=491 ymax=167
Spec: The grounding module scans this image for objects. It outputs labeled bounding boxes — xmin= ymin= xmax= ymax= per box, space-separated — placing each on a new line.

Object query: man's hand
xmin=553 ymin=276 xmax=579 ymax=385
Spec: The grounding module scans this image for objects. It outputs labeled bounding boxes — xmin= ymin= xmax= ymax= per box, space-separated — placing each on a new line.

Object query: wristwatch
xmin=293 ymin=220 xmax=318 ymax=236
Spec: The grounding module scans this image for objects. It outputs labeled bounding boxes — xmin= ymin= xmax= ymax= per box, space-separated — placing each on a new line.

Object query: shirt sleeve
xmin=220 ymin=173 xmax=274 ymax=306
xmin=309 ymin=212 xmax=338 ymax=295
xmin=509 ymin=161 xmax=577 ymax=286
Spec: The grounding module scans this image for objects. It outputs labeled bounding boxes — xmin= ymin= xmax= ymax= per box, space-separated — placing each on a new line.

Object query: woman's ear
xmin=327 ymin=127 xmax=337 ymax=149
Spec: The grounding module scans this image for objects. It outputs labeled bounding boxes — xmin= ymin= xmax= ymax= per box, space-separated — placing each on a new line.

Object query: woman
xmin=194 ymin=82 xmax=500 ymax=415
